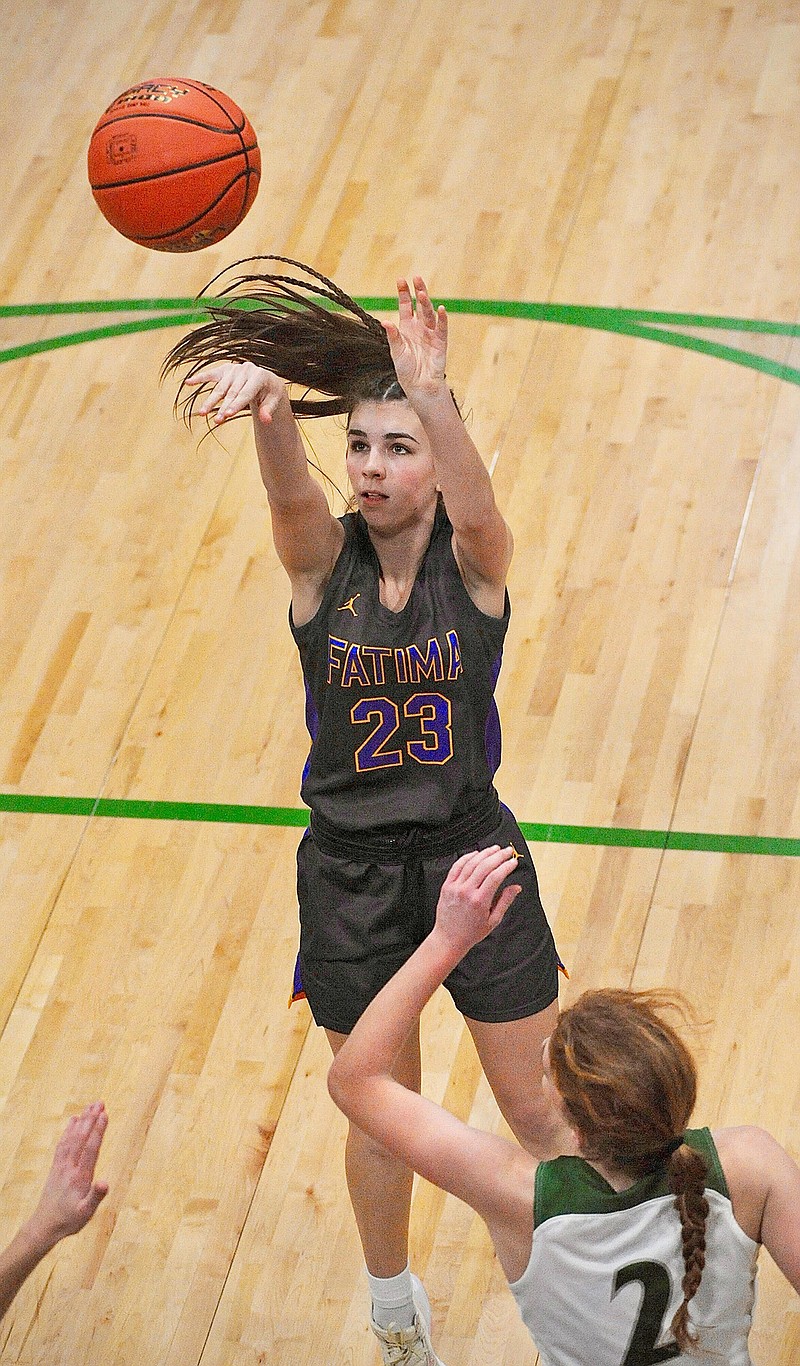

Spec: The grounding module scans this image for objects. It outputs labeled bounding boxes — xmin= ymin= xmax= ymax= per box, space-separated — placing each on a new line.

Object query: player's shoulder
xmin=713 ymin=1124 xmax=783 ymax=1166
xmin=712 ymin=1124 xmax=786 ymax=1229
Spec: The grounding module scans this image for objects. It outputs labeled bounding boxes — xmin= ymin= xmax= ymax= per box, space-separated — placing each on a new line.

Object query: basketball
xmin=87 ymin=78 xmax=261 ymax=252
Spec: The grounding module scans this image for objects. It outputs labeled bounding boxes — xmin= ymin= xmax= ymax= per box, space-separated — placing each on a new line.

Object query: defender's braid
xmin=668 ymin=1145 xmax=710 ymax=1351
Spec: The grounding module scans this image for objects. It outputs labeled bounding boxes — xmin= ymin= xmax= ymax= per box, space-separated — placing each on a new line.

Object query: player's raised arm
xmin=383 ymin=277 xmax=513 ymax=612
xmin=328 ymin=848 xmax=536 ymax=1279
xmin=186 ymin=361 xmax=343 ymax=596
xmin=0 ymin=1103 xmax=108 ymax=1322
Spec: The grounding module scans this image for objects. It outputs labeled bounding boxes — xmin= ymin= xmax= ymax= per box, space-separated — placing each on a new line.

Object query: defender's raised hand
xmin=433 ymin=845 xmax=522 ymax=961
xmin=27 ymin=1102 xmax=109 ymax=1247
xmin=0 ymin=1103 xmax=109 ymax=1322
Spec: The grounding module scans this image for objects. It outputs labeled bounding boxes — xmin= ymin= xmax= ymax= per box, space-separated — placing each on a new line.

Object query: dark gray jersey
xmin=290 ymin=503 xmax=509 ymax=833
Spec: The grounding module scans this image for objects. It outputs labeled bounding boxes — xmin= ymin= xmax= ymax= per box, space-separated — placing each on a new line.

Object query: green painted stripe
xmin=3 ymin=297 xmax=800 ymax=386
xmin=0 ymin=313 xmax=206 ymax=366
xmin=0 ymin=793 xmax=308 ymax=826
xmin=4 ymin=296 xmax=800 ymax=332
xmin=0 ymin=299 xmax=205 ymax=317
xmin=1 ymin=792 xmax=798 ymax=857
xmin=516 ymin=821 xmax=800 ymax=857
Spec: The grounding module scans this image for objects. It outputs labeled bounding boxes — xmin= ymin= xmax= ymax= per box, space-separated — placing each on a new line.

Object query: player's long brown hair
xmin=161 ymin=254 xmax=404 ymax=420
xmin=548 ymin=989 xmax=709 ymax=1354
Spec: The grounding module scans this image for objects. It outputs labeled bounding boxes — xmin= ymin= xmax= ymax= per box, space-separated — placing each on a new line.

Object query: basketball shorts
xmin=295 ymin=802 xmax=562 ymax=1035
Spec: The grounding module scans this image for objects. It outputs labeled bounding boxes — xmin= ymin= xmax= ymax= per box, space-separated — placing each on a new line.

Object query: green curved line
xmin=4 ymin=296 xmax=800 ymax=333
xmin=0 ymin=313 xmax=206 ymax=365
xmin=2 ymin=296 xmax=799 ymax=385
xmin=0 ymin=299 xmax=204 ymax=317
xmin=586 ymin=317 xmax=800 ymax=386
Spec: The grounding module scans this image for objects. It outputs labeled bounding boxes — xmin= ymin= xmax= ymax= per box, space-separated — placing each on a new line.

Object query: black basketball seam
xmin=90 ymin=146 xmax=258 ymax=192
xmin=92 ymin=112 xmax=248 ymax=135
xmin=191 ymin=86 xmax=245 ymax=133
xmin=128 ymin=168 xmax=256 ymax=241
xmin=219 ymin=94 xmax=258 ymax=187
xmin=102 ymin=79 xmax=245 ymax=133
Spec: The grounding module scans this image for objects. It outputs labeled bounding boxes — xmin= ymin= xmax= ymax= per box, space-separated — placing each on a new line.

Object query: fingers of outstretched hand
xmin=411 ymin=276 xmax=437 ymax=327
xmin=199 ymin=367 xmax=252 ymax=422
xmin=396 ymin=277 xmax=414 ymax=322
xmin=186 ymin=362 xmax=271 ymax=422
xmin=183 ymin=363 xmax=229 ymax=387
xmin=448 ymin=844 xmax=518 ymax=889
xmin=55 ymin=1103 xmax=106 ymax=1186
xmin=35 ymin=1104 xmax=108 ymax=1241
xmin=472 ymin=851 xmax=520 ymax=924
xmin=75 ymin=1103 xmax=108 ymax=1177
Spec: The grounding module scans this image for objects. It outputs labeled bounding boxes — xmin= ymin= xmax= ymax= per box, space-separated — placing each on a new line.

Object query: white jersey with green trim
xmin=508 ymin=1128 xmax=759 ymax=1366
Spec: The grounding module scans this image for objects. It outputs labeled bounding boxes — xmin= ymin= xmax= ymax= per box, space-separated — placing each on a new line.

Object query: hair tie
xmin=642 ymin=1134 xmax=685 ymax=1173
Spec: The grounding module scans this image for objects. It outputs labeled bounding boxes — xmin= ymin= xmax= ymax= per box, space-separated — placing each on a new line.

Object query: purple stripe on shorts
xmin=484 ymin=645 xmax=505 ymax=775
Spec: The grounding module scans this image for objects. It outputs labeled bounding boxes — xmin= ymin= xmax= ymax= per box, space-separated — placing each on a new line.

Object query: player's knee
xmin=497 ymin=1082 xmax=563 ymax=1152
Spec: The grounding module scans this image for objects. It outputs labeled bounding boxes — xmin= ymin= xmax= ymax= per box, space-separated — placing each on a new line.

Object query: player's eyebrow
xmin=347 ymin=427 xmax=420 ymax=443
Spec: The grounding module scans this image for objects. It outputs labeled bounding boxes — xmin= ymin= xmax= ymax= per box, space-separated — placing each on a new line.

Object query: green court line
xmin=1 ymin=792 xmax=798 ymax=857
xmin=2 ymin=297 xmax=800 ymax=385
xmin=0 ymin=313 xmax=206 ymax=365
xmin=3 ymin=296 xmax=800 ymax=331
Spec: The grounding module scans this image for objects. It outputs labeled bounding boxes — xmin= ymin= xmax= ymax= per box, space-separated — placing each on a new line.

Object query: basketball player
xmin=164 ymin=260 xmax=566 ymax=1365
xmin=329 ymin=844 xmax=800 ymax=1364
xmin=0 ymin=1102 xmax=108 ymax=1321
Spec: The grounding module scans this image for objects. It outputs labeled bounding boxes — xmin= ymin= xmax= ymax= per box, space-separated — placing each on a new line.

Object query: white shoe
xmin=370 ymin=1275 xmax=446 ymax=1365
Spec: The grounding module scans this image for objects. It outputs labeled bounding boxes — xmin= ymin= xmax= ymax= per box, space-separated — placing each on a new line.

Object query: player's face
xmin=346 ymin=401 xmax=438 ymax=527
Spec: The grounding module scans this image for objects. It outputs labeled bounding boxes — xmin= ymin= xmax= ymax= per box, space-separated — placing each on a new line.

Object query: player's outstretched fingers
xmin=396 ymin=277 xmax=414 ymax=321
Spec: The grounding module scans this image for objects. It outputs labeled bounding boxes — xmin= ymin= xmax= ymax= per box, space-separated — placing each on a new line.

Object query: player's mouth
xmin=360 ymin=490 xmax=389 ymax=503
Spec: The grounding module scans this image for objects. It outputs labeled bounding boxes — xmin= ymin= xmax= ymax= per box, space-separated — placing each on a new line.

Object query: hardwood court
xmin=1 ymin=1 xmax=800 ymax=1362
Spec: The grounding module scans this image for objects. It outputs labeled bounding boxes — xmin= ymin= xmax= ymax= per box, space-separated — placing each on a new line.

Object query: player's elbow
xmin=328 ymin=1056 xmax=381 ymax=1133
xmin=327 ymin=1054 xmax=353 ymax=1116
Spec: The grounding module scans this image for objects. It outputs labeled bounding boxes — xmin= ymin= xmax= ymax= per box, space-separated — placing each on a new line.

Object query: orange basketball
xmin=87 ymin=78 xmax=261 ymax=252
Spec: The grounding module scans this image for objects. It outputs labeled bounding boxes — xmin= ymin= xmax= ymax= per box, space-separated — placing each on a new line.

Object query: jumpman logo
xmin=337 ymin=593 xmax=360 ymax=617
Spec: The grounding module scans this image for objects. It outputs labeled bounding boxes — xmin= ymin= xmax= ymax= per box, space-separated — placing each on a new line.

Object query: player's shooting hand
xmin=187 ymin=360 xmax=288 ymax=426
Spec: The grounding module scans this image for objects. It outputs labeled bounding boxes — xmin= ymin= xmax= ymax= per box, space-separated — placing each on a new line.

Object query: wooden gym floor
xmin=1 ymin=1 xmax=800 ymax=1361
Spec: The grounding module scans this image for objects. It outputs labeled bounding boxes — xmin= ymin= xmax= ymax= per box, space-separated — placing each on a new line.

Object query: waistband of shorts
xmin=309 ymin=791 xmax=502 ymax=861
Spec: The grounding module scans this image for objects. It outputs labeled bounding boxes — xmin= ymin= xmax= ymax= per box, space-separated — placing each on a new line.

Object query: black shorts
xmin=296 ymin=803 xmax=561 ymax=1034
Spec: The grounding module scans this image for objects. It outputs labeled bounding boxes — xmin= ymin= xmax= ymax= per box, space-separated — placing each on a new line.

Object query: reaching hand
xmin=186 ymin=361 xmax=289 ymax=426
xmin=382 ymin=276 xmax=448 ymax=397
xmin=434 ymin=846 xmax=521 ymax=960
xmin=28 ymin=1103 xmax=109 ymax=1249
